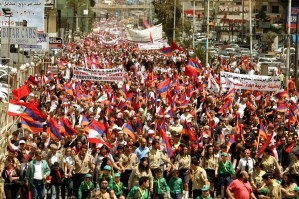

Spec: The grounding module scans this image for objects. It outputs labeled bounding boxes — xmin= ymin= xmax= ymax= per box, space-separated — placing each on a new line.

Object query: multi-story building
xmin=182 ymin=0 xmax=286 ymax=41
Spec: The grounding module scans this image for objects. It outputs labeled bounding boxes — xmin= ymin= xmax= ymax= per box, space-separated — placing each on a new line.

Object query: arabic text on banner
xmin=0 ymin=0 xmax=44 ymax=31
xmin=126 ymin=24 xmax=163 ymax=43
xmin=73 ymin=68 xmax=124 ymax=82
xmin=220 ymin=71 xmax=281 ymax=91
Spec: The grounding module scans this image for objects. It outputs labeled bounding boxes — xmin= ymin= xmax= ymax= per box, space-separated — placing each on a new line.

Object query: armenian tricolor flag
xmin=157 ymin=78 xmax=170 ymax=98
xmin=123 ymin=123 xmax=136 ymax=140
xmin=60 ymin=118 xmax=78 ymax=136
xmin=157 ymin=123 xmax=174 ymax=157
xmin=21 ymin=117 xmax=44 ymax=134
xmin=47 ymin=118 xmax=62 ymax=141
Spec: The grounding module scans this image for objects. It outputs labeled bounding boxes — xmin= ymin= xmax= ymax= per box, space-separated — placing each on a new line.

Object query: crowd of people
xmin=4 ymin=19 xmax=299 ymax=199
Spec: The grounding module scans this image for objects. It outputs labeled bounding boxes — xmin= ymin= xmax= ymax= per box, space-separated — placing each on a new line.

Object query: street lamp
xmin=2 ymin=8 xmax=12 ymax=63
xmin=2 ymin=8 xmax=12 ymax=99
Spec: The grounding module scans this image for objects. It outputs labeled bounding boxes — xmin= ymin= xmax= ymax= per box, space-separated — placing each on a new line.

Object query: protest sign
xmin=73 ymin=67 xmax=124 ymax=82
xmin=220 ymin=71 xmax=281 ymax=91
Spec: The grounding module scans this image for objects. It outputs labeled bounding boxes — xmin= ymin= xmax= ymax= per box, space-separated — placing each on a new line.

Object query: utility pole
xmin=173 ymin=0 xmax=176 ymax=40
xmin=286 ymin=0 xmax=291 ymax=90
xmin=206 ymin=0 xmax=210 ymax=67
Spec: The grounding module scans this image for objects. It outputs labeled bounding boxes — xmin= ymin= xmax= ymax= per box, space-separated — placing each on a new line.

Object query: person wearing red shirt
xmin=226 ymin=171 xmax=257 ymax=199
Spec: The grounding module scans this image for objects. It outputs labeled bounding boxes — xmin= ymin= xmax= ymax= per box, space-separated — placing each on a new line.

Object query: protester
xmin=196 ymin=185 xmax=213 ymax=199
xmin=226 ymin=171 xmax=256 ymax=199
xmin=25 ymin=149 xmax=51 ymax=199
xmin=127 ymin=176 xmax=150 ymax=199
xmin=78 ymin=174 xmax=94 ymax=199
xmin=168 ymin=170 xmax=183 ymax=199
xmin=6 ymin=18 xmax=299 ymax=199
xmin=259 ymin=173 xmax=281 ymax=199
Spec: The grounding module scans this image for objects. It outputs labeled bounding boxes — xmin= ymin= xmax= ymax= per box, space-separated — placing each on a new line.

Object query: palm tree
xmin=65 ymin=0 xmax=86 ymax=31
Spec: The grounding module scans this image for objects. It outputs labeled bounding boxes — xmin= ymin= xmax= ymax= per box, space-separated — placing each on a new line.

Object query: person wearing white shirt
xmin=236 ymin=149 xmax=255 ymax=175
xmin=180 ymin=108 xmax=193 ymax=124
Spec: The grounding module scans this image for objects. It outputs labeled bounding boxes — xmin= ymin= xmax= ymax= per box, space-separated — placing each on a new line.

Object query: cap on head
xmin=114 ymin=173 xmax=121 ymax=178
xmin=201 ymin=185 xmax=210 ymax=191
xmin=19 ymin=140 xmax=26 ymax=144
xmin=262 ymin=173 xmax=273 ymax=179
xmin=84 ymin=173 xmax=93 ymax=178
xmin=221 ymin=152 xmax=228 ymax=157
xmin=103 ymin=165 xmax=112 ymax=171
xmin=294 ymin=186 xmax=299 ymax=192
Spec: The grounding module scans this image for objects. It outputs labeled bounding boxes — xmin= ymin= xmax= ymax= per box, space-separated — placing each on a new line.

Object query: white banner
xmin=220 ymin=71 xmax=281 ymax=91
xmin=0 ymin=0 xmax=44 ymax=31
xmin=208 ymin=74 xmax=220 ymax=94
xmin=126 ymin=24 xmax=163 ymax=43
xmin=138 ymin=41 xmax=168 ymax=50
xmin=73 ymin=67 xmax=124 ymax=82
xmin=73 ymin=74 xmax=124 ymax=82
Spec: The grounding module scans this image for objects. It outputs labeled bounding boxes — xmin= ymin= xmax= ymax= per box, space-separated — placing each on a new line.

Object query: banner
xmin=126 ymin=24 xmax=163 ymax=43
xmin=220 ymin=71 xmax=281 ymax=91
xmin=208 ymin=75 xmax=220 ymax=95
xmin=73 ymin=67 xmax=124 ymax=82
xmin=0 ymin=0 xmax=44 ymax=31
xmin=138 ymin=41 xmax=168 ymax=50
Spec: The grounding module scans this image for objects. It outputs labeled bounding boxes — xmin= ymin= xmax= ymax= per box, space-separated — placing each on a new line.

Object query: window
xmin=262 ymin=5 xmax=267 ymax=12
xmin=271 ymin=6 xmax=279 ymax=14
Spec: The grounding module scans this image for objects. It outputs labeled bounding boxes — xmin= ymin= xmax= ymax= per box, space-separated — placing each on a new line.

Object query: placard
xmin=220 ymin=71 xmax=281 ymax=91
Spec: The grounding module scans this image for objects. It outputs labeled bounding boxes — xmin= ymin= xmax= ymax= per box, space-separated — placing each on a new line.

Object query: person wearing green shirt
xmin=152 ymin=168 xmax=170 ymax=199
xmin=168 ymin=170 xmax=183 ymax=199
xmin=216 ymin=152 xmax=234 ymax=199
xmin=98 ymin=165 xmax=113 ymax=189
xmin=196 ymin=185 xmax=213 ymax=199
xmin=294 ymin=186 xmax=299 ymax=199
xmin=109 ymin=172 xmax=126 ymax=198
xmin=78 ymin=173 xmax=94 ymax=199
xmin=127 ymin=176 xmax=150 ymax=199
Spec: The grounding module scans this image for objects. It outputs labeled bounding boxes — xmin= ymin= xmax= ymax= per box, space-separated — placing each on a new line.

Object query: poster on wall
xmin=0 ymin=0 xmax=44 ymax=31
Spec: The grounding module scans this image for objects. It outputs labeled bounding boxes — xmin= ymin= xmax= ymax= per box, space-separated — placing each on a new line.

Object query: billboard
xmin=0 ymin=0 xmax=44 ymax=31
xmin=286 ymin=7 xmax=299 ymax=29
xmin=1 ymin=27 xmax=38 ymax=45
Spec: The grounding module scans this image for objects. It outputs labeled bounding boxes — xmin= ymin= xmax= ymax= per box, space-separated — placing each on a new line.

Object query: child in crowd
xmin=78 ymin=174 xmax=95 ymax=199
xmin=152 ymin=168 xmax=170 ymax=199
xmin=196 ymin=185 xmax=213 ymax=199
xmin=217 ymin=152 xmax=235 ymax=199
xmin=168 ymin=170 xmax=183 ymax=199
xmin=98 ymin=165 xmax=113 ymax=189
xmin=109 ymin=172 xmax=126 ymax=198
xmin=127 ymin=176 xmax=150 ymax=199
xmin=49 ymin=162 xmax=64 ymax=199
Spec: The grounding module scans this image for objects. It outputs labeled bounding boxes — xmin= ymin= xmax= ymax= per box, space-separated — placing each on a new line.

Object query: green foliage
xmin=194 ymin=45 xmax=207 ymax=66
xmin=152 ymin=0 xmax=182 ymax=42
xmin=255 ymin=10 xmax=271 ymax=22
xmin=261 ymin=31 xmax=277 ymax=51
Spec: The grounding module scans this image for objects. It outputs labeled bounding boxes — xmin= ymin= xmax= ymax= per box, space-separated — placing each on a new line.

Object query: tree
xmin=65 ymin=0 xmax=86 ymax=31
xmin=152 ymin=0 xmax=182 ymax=42
xmin=261 ymin=31 xmax=277 ymax=51
xmin=255 ymin=10 xmax=271 ymax=22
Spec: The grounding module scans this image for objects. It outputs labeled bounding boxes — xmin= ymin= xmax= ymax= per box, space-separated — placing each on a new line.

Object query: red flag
xmin=12 ymin=84 xmax=30 ymax=100
xmin=257 ymin=132 xmax=274 ymax=157
xmin=27 ymin=75 xmax=39 ymax=86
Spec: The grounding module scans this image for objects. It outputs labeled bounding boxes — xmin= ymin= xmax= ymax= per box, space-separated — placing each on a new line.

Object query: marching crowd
xmin=4 ymin=21 xmax=299 ymax=199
